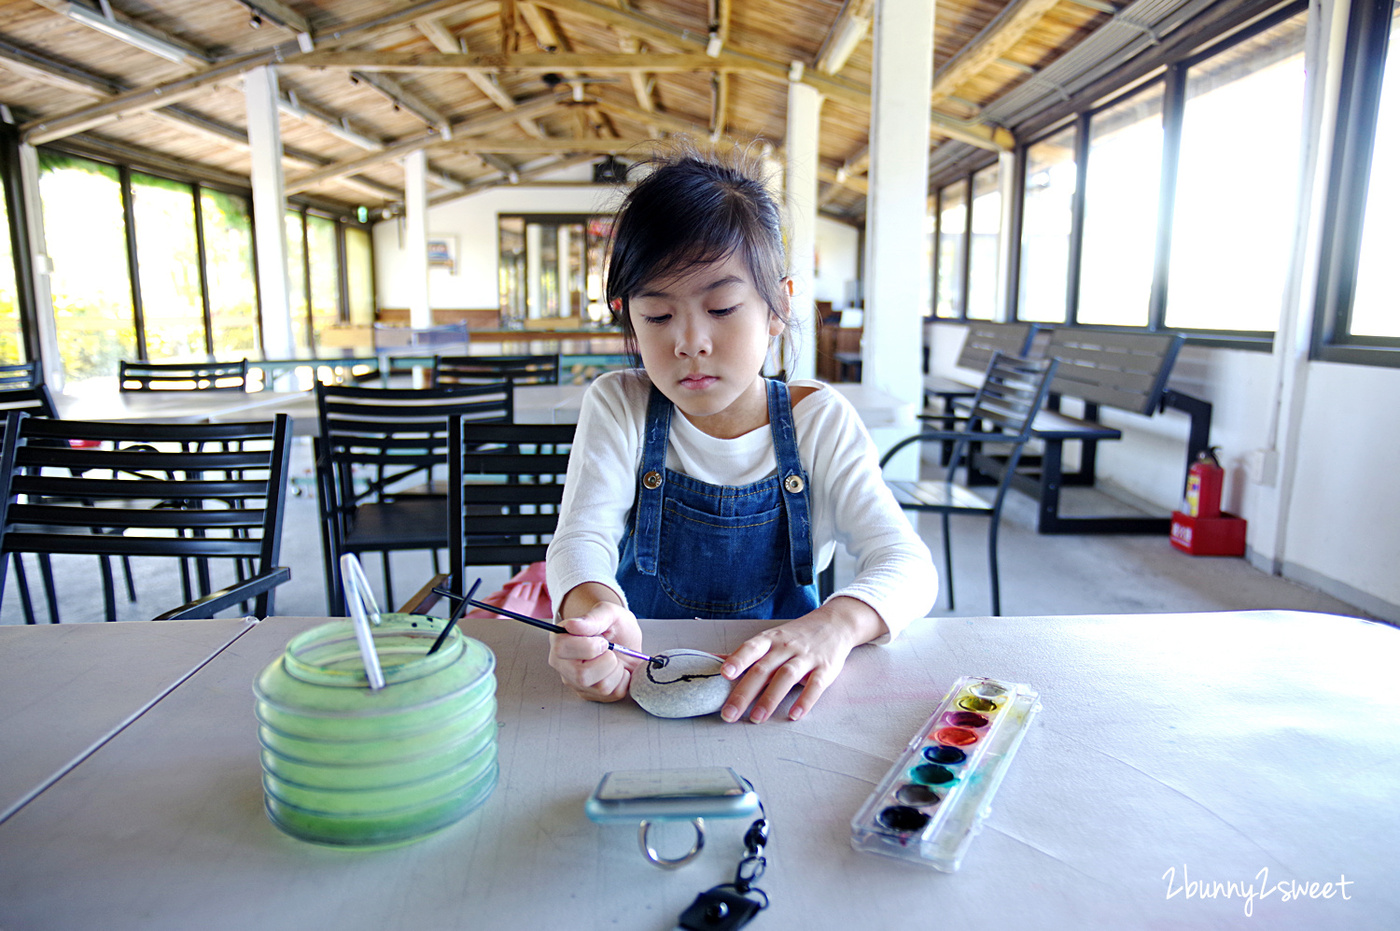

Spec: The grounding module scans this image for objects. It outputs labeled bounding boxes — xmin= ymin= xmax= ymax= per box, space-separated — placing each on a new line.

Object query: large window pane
xmin=286 ymin=211 xmax=309 ymax=354
xmin=967 ymin=163 xmax=1002 ymax=321
xmin=0 ymin=180 xmax=21 ymax=363
xmin=307 ymin=214 xmax=340 ymax=351
xmin=1019 ymin=126 xmax=1077 ymax=323
xmin=1351 ymin=1 xmax=1400 ymax=338
xmin=1167 ymin=14 xmax=1307 ymax=332
xmin=39 ymin=154 xmax=135 ymax=382
xmin=934 ymin=180 xmax=967 ymax=319
xmin=201 ymin=189 xmax=259 ymax=357
xmin=131 ymin=172 xmax=204 ymax=360
xmin=1078 ymin=85 xmax=1164 ymax=326
xmin=345 ymin=226 xmax=375 ymax=326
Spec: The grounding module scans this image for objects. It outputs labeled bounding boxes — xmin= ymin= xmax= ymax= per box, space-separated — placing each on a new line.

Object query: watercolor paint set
xmin=851 ymin=675 xmax=1040 ymax=871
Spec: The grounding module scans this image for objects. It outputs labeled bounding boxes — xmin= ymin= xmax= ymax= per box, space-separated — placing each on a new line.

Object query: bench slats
xmin=1045 ymin=330 xmax=1183 ymax=415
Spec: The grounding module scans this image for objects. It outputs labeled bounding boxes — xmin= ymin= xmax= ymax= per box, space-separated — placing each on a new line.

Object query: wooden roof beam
xmin=18 ymin=0 xmax=494 ymax=144
xmin=815 ymin=0 xmax=875 ymax=75
xmin=284 ymin=93 xmax=558 ymax=194
xmin=930 ymin=0 xmax=1063 ymax=107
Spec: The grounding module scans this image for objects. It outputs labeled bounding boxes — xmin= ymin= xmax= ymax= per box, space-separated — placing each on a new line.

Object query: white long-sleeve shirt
xmin=546 ymin=370 xmax=936 ymax=640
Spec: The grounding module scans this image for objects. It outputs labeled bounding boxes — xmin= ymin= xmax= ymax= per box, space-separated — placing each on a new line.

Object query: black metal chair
xmin=433 ymin=354 xmax=561 ymax=387
xmin=401 ymin=417 xmax=575 ymax=614
xmin=314 ymin=382 xmax=514 ymax=615
xmin=0 ymin=361 xmax=41 ymax=390
xmin=0 ymin=413 xmax=293 ymax=622
xmin=118 ymin=360 xmax=249 ymax=392
xmin=880 ymin=352 xmax=1058 ymax=616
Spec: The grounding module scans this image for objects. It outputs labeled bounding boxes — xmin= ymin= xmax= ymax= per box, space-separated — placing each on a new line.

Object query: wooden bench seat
xmin=964 ymin=328 xmax=1213 ymax=534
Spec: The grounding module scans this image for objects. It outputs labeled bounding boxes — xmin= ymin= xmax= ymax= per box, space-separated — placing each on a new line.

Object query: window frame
xmin=1312 ymin=0 xmax=1399 ymax=367
xmin=933 ymin=0 xmax=1310 ymax=351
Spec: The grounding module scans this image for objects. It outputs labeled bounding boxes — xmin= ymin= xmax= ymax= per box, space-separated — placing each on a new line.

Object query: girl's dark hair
xmin=605 ymin=147 xmax=790 ymax=354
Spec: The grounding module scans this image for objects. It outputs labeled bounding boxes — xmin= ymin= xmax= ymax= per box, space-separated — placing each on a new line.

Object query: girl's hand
xmin=548 ymin=600 xmax=644 ymax=703
xmin=718 ymin=597 xmax=887 ymax=724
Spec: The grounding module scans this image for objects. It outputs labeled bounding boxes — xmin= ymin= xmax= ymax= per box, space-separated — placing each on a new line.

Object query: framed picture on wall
xmin=427 ymin=235 xmax=458 ymax=274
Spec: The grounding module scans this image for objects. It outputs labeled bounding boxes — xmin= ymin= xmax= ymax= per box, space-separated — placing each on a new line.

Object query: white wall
xmin=373 ymin=164 xmax=626 ymax=310
xmin=812 ymin=218 xmax=860 ymax=307
xmin=376 ymin=181 xmax=864 ymax=315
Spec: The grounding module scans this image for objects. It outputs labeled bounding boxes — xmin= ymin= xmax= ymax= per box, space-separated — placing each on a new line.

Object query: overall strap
xmin=767 ymin=379 xmax=815 ymax=587
xmin=632 ymin=386 xmax=673 ymax=576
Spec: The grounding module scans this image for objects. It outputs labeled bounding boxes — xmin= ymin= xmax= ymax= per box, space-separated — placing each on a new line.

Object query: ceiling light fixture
xmin=66 ymin=2 xmax=190 ymax=64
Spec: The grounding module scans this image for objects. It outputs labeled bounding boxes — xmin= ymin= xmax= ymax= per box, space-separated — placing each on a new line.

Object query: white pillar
xmin=864 ymin=0 xmax=936 ymax=468
xmin=244 ymin=67 xmax=294 ymax=359
xmin=16 ymin=145 xmax=62 ymax=389
xmin=996 ymin=149 xmax=1018 ymax=322
xmin=403 ymin=149 xmax=431 ymax=329
xmin=785 ymin=80 xmax=822 ymax=381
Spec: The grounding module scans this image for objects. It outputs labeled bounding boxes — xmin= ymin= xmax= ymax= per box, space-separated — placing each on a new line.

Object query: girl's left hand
xmin=718 ymin=597 xmax=887 ymax=724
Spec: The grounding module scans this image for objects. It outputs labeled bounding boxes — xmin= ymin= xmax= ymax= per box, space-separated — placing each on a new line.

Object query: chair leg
xmin=38 ymin=555 xmax=60 ymax=624
xmin=13 ymin=555 xmax=37 ymax=625
xmin=98 ymin=557 xmax=118 ymax=622
xmin=941 ymin=512 xmax=955 ymax=611
xmin=121 ymin=557 xmax=137 ymax=602
xmin=381 ymin=551 xmax=395 ymax=613
xmin=987 ymin=519 xmax=1002 ymax=618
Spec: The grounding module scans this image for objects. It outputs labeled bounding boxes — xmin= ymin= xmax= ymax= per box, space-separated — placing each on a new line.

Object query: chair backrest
xmin=118 ymin=360 xmax=249 ymax=392
xmin=447 ymin=418 xmax=576 ymax=592
xmin=316 ymin=382 xmax=515 ymax=513
xmin=0 ymin=361 xmax=41 ymax=390
xmin=0 ymin=413 xmax=293 ymax=621
xmin=882 ymin=352 xmax=1059 ymax=501
xmin=0 ymin=385 xmax=57 ymax=420
xmin=1043 ymin=328 xmax=1183 ymax=415
xmin=434 ymin=354 xmax=561 ymax=387
xmin=955 ymin=323 xmax=1040 ymax=372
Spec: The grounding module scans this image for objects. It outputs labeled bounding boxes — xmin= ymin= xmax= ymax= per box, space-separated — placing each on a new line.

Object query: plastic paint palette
xmin=851 ymin=675 xmax=1039 ymax=871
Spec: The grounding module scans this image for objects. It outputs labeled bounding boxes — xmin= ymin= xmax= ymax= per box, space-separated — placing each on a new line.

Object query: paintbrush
xmin=430 ymin=584 xmax=654 ymax=663
xmin=426 ymin=578 xmax=481 ymax=655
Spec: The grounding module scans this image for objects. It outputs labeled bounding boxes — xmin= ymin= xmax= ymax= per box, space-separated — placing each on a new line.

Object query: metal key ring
xmin=638 ymin=818 xmax=705 ymax=869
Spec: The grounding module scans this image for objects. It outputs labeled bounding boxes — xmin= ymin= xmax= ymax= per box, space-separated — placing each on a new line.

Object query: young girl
xmin=546 ymin=148 xmax=935 ymax=724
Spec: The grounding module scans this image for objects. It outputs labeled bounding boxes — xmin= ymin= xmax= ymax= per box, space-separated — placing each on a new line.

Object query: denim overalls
xmin=616 ymin=378 xmax=819 ymax=619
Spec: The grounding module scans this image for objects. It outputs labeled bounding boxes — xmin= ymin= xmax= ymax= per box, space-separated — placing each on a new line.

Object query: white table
xmin=3 ymin=610 xmax=1394 ymax=929
xmin=0 ymin=618 xmax=254 ymax=821
xmin=54 ymin=388 xmax=312 ymax=426
xmin=203 ymin=382 xmax=910 ymax=436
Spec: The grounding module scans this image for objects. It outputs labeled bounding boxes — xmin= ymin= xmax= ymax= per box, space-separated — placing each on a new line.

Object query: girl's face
xmin=628 ymin=251 xmax=786 ymax=439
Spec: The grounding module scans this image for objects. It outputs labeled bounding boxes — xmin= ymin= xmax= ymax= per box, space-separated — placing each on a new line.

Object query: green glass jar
xmin=253 ymin=614 xmax=498 ymax=848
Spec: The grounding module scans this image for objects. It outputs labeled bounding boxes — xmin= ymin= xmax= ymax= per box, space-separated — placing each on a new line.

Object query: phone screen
xmin=594 ymin=767 xmax=745 ymax=801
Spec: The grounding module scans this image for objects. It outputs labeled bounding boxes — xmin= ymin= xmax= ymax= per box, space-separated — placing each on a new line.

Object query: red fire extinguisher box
xmin=1170 ymin=510 xmax=1247 ymax=556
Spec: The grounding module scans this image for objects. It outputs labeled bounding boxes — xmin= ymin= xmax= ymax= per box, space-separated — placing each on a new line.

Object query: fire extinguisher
xmin=1185 ymin=447 xmax=1224 ymax=519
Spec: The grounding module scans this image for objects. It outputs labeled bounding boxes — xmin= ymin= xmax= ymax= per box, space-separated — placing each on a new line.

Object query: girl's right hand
xmin=547 ymin=602 xmax=644 ymax=702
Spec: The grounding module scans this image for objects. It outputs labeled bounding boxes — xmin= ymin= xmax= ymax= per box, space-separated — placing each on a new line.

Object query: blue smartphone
xmin=585 ymin=767 xmax=759 ymax=823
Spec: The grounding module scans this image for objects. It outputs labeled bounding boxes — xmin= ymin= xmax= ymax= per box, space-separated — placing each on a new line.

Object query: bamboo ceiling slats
xmin=0 ymin=0 xmax=1154 ymax=221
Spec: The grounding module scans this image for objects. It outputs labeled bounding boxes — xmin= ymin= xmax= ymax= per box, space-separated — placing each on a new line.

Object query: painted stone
xmin=629 ymin=649 xmax=730 ymax=719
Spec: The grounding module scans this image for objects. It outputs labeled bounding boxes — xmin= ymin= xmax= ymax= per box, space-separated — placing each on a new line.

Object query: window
xmin=345 ymin=226 xmax=375 ymax=326
xmin=307 ymin=214 xmax=340 ymax=350
xmin=1349 ymin=0 xmax=1400 ymax=339
xmin=1018 ymin=126 xmax=1077 ymax=324
xmin=967 ymin=163 xmax=1002 ymax=321
xmin=39 ymin=153 xmax=136 ymax=382
xmin=286 ymin=210 xmax=310 ymax=354
xmin=934 ymin=180 xmax=967 ymax=319
xmin=1315 ymin=0 xmax=1400 ymax=363
xmin=200 ymin=189 xmax=259 ymax=356
xmin=1077 ymin=84 xmax=1164 ymax=327
xmin=131 ymin=172 xmax=205 ymax=360
xmin=497 ymin=214 xmax=609 ymax=327
xmin=1166 ymin=12 xmax=1308 ymax=332
xmin=0 ymin=166 xmax=21 ymax=363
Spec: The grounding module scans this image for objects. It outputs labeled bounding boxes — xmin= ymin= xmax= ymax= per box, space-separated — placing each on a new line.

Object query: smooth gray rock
xmin=629 ymin=649 xmax=730 ymax=719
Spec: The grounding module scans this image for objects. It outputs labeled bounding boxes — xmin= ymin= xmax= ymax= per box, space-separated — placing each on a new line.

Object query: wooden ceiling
xmin=0 ymin=0 xmax=1150 ymax=221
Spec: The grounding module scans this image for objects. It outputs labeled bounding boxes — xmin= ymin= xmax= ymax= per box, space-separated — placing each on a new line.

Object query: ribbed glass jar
xmin=253 ymin=614 xmax=497 ymax=848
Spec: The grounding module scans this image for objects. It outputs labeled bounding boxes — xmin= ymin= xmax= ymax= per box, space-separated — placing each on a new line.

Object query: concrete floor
xmin=0 ymin=435 xmax=1374 ymax=626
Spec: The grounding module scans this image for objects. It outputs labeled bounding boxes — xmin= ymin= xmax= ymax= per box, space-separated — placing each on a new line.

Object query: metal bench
xmin=970 ymin=328 xmax=1213 ymax=534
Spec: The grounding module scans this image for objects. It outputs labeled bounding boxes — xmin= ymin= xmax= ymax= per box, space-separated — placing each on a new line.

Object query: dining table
xmin=1 ymin=609 xmax=1395 ymax=930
